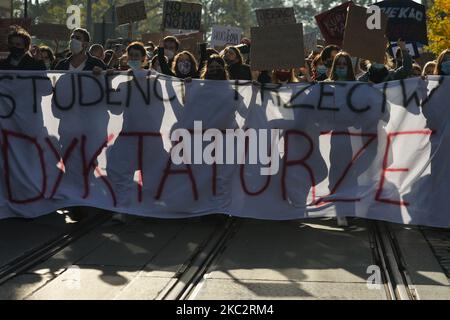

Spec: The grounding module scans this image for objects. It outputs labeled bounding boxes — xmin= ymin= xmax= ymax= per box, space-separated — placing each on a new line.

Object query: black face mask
xmin=9 ymin=47 xmax=25 ymax=58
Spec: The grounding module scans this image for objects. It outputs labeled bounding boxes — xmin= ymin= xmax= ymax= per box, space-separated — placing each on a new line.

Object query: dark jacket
xmin=357 ymin=49 xmax=412 ymax=83
xmin=227 ymin=63 xmax=252 ymax=81
xmin=54 ymin=52 xmax=107 ymax=71
xmin=0 ymin=52 xmax=46 ymax=70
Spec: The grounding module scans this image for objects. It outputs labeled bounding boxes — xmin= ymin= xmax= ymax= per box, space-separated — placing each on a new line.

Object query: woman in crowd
xmin=172 ymin=51 xmax=199 ymax=79
xmin=434 ymin=49 xmax=450 ymax=75
xmin=358 ymin=40 xmax=412 ymax=83
xmin=327 ymin=51 xmax=356 ymax=81
xmin=222 ymin=46 xmax=252 ymax=81
xmin=311 ymin=55 xmax=328 ymax=81
xmin=200 ymin=54 xmax=229 ymax=80
xmin=411 ymin=63 xmax=422 ymax=78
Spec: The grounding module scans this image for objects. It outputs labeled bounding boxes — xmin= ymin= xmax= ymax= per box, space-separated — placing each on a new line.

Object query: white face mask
xmin=70 ymin=39 xmax=83 ymax=55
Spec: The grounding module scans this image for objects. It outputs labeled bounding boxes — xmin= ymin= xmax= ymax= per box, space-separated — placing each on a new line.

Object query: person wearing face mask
xmin=433 ymin=49 xmax=450 ymax=76
xmin=320 ymin=44 xmax=341 ymax=78
xmin=172 ymin=51 xmax=199 ymax=79
xmin=162 ymin=36 xmax=180 ymax=64
xmin=221 ymin=46 xmax=252 ymax=80
xmin=200 ymin=55 xmax=229 ymax=80
xmin=54 ymin=28 xmax=106 ymax=72
xmin=311 ymin=55 xmax=328 ymax=81
xmin=0 ymin=26 xmax=46 ymax=70
xmin=125 ymin=42 xmax=147 ymax=71
xmin=151 ymin=55 xmax=166 ymax=73
xmin=358 ymin=40 xmax=412 ymax=84
xmin=326 ymin=52 xmax=356 ymax=82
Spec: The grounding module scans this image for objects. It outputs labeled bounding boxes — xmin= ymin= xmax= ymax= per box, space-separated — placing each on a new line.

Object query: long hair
xmin=328 ymin=51 xmax=356 ymax=81
xmin=434 ymin=49 xmax=450 ymax=75
xmin=172 ymin=51 xmax=198 ymax=77
xmin=271 ymin=69 xmax=298 ymax=83
xmin=223 ymin=46 xmax=244 ymax=65
xmin=200 ymin=54 xmax=229 ymax=80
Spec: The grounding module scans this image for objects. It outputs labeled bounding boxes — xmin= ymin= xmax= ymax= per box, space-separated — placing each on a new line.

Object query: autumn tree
xmin=426 ymin=0 xmax=450 ymax=55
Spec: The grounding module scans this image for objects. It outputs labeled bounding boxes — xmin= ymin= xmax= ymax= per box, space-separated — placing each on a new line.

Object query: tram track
xmin=0 ymin=209 xmax=112 ymax=286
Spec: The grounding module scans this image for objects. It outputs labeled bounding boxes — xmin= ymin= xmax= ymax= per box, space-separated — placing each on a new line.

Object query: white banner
xmin=0 ymin=71 xmax=449 ymax=227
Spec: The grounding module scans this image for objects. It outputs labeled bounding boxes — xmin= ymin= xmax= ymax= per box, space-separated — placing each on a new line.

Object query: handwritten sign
xmin=116 ymin=1 xmax=147 ymax=26
xmin=210 ymin=25 xmax=242 ymax=49
xmin=162 ymin=1 xmax=202 ymax=31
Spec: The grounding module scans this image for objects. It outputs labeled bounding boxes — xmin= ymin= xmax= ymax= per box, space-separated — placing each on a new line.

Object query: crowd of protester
xmin=1 ymin=25 xmax=448 ymax=83
xmin=0 ymin=25 xmax=448 ymax=225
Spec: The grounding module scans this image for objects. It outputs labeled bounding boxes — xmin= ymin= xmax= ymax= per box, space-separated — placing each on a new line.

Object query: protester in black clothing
xmin=54 ymin=28 xmax=106 ymax=73
xmin=0 ymin=26 xmax=46 ymax=70
xmin=222 ymin=46 xmax=252 ymax=80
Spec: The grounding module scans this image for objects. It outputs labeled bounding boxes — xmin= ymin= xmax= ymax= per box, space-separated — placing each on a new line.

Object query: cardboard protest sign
xmin=255 ymin=7 xmax=296 ymax=27
xmin=162 ymin=1 xmax=202 ymax=31
xmin=116 ymin=1 xmax=147 ymax=26
xmin=0 ymin=18 xmax=31 ymax=51
xmin=250 ymin=23 xmax=304 ymax=71
xmin=30 ymin=23 xmax=71 ymax=41
xmin=374 ymin=0 xmax=427 ymax=45
xmin=342 ymin=5 xmax=388 ymax=63
xmin=315 ymin=1 xmax=353 ymax=46
xmin=210 ymin=25 xmax=242 ymax=49
xmin=303 ymin=31 xmax=318 ymax=54
xmin=142 ymin=32 xmax=165 ymax=45
xmin=389 ymin=41 xmax=420 ymax=59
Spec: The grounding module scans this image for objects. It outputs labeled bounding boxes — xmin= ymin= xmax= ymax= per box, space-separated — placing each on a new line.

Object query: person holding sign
xmin=434 ymin=49 xmax=450 ymax=76
xmin=54 ymin=28 xmax=106 ymax=74
xmin=357 ymin=40 xmax=412 ymax=84
xmin=0 ymin=26 xmax=46 ymax=70
xmin=221 ymin=46 xmax=252 ymax=81
xmin=326 ymin=52 xmax=356 ymax=81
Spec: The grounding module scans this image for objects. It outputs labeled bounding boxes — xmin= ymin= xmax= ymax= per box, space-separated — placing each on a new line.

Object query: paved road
xmin=0 ymin=212 xmax=449 ymax=300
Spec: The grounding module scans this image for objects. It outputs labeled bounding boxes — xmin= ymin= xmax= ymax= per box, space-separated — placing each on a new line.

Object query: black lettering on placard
xmin=0 ymin=76 xmax=15 ymax=118
xmin=17 ymin=75 xmax=50 ymax=113
xmin=421 ymin=76 xmax=445 ymax=108
xmin=347 ymin=83 xmax=371 ymax=113
xmin=284 ymin=84 xmax=315 ymax=109
xmin=52 ymin=74 xmax=76 ymax=111
xmin=126 ymin=71 xmax=151 ymax=107
xmin=77 ymin=74 xmax=104 ymax=106
xmin=105 ymin=73 xmax=122 ymax=106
